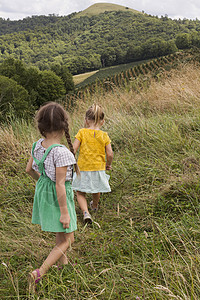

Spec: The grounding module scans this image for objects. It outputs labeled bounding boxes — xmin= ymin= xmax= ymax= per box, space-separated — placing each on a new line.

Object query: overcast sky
xmin=0 ymin=0 xmax=199 ymax=21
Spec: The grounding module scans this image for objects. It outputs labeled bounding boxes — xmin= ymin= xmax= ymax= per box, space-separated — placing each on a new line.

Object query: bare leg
xmin=31 ymin=232 xmax=74 ymax=278
xmin=76 ymin=191 xmax=89 ymax=215
xmin=92 ymin=193 xmax=100 ymax=209
xmin=76 ymin=191 xmax=92 ymax=223
xmin=56 ymin=232 xmax=69 ymax=265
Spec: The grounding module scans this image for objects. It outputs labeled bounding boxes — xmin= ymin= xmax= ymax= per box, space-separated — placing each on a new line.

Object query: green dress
xmin=31 ymin=142 xmax=77 ymax=233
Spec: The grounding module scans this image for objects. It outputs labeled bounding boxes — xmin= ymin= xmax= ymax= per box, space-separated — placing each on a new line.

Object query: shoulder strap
xmin=32 ymin=142 xmax=64 ymax=174
xmin=40 ymin=144 xmax=64 ymax=164
xmin=32 ymin=142 xmax=39 ymax=164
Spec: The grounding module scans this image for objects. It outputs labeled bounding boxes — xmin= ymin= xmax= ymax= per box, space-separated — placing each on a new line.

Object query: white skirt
xmin=72 ymin=170 xmax=111 ymax=193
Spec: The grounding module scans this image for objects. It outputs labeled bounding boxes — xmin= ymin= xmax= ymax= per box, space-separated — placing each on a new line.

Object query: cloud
xmin=130 ymin=0 xmax=200 ymax=19
xmin=0 ymin=0 xmax=86 ymax=19
xmin=88 ymin=0 xmax=200 ymax=19
xmin=0 ymin=0 xmax=200 ymax=20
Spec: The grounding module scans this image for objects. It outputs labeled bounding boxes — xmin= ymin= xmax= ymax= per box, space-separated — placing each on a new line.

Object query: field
xmin=1 ymin=62 xmax=200 ymax=299
xmin=73 ymin=71 xmax=99 ymax=86
xmin=74 ymin=60 xmax=150 ymax=88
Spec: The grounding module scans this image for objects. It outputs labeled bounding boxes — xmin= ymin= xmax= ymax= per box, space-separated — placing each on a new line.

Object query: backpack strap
xmin=32 ymin=142 xmax=64 ymax=175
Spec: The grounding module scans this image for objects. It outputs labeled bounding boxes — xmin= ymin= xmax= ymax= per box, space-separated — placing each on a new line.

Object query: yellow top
xmin=75 ymin=128 xmax=111 ymax=171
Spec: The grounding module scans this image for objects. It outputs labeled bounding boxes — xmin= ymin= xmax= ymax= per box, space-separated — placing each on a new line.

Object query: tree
xmin=0 ymin=58 xmax=26 ymax=83
xmin=191 ymin=32 xmax=200 ymax=48
xmin=175 ymin=33 xmax=192 ymax=49
xmin=88 ymin=54 xmax=101 ymax=70
xmin=141 ymin=38 xmax=178 ymax=59
xmin=36 ymin=70 xmax=66 ymax=106
xmin=0 ymin=58 xmax=41 ymax=105
xmin=165 ymin=40 xmax=178 ymax=54
xmin=115 ymin=47 xmax=126 ymax=64
xmin=50 ymin=64 xmax=75 ymax=93
xmin=126 ymin=45 xmax=142 ymax=62
xmin=66 ymin=56 xmax=91 ymax=74
xmin=0 ymin=75 xmax=31 ymax=121
xmin=101 ymin=47 xmax=116 ymax=67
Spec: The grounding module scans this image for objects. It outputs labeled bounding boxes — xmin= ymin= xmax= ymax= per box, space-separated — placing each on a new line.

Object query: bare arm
xmin=73 ymin=138 xmax=81 ymax=154
xmin=26 ymin=156 xmax=40 ymax=180
xmin=105 ymin=144 xmax=113 ymax=170
xmin=56 ymin=166 xmax=70 ymax=229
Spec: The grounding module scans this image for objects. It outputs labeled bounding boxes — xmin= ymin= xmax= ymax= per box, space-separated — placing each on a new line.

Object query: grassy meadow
xmin=75 ymin=3 xmax=141 ymax=18
xmin=1 ymin=62 xmax=200 ymax=299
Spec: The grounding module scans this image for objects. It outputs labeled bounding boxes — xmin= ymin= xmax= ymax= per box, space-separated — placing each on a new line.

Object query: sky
xmin=0 ymin=0 xmax=200 ymax=21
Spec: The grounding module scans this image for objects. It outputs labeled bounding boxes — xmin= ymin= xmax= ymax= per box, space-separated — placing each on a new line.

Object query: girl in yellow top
xmin=72 ymin=104 xmax=113 ymax=223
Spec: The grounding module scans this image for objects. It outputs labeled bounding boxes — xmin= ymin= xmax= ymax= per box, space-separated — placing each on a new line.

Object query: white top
xmin=32 ymin=138 xmax=76 ymax=182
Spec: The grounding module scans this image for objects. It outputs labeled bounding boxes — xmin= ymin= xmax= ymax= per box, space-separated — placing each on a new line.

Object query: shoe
xmin=90 ymin=201 xmax=98 ymax=212
xmin=28 ymin=269 xmax=41 ymax=292
xmin=83 ymin=211 xmax=92 ymax=224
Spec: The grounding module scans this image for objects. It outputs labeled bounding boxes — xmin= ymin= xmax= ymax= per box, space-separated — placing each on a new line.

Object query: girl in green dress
xmin=26 ymin=102 xmax=79 ymax=289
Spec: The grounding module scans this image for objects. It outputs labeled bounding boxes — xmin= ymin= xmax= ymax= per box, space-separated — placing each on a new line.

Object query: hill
xmin=76 ymin=3 xmax=141 ymax=17
xmin=0 ymin=3 xmax=199 ymax=75
xmin=1 ymin=60 xmax=200 ymax=298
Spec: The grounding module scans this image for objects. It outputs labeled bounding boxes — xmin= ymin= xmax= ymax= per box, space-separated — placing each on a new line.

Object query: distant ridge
xmin=76 ymin=3 xmax=141 ymax=17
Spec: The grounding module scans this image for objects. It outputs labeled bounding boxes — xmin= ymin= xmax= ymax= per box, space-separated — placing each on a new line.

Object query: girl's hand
xmin=26 ymin=156 xmax=40 ymax=180
xmin=60 ymin=213 xmax=70 ymax=229
xmin=106 ymin=164 xmax=112 ymax=170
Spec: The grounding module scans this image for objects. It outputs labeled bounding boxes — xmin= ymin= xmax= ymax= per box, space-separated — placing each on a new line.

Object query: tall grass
xmin=1 ymin=62 xmax=200 ymax=299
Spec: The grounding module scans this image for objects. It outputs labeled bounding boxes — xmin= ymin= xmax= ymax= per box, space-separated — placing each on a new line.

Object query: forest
xmin=0 ymin=10 xmax=200 ymax=75
xmin=0 ymin=58 xmax=74 ymax=121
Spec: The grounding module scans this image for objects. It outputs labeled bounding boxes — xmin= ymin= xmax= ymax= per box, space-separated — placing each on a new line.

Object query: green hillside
xmin=0 ymin=3 xmax=199 ymax=75
xmin=76 ymin=3 xmax=141 ymax=17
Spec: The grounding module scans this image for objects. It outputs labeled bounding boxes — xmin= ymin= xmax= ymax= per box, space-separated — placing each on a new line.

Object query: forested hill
xmin=0 ymin=3 xmax=200 ymax=74
xmin=0 ymin=14 xmax=76 ymax=35
xmin=0 ymin=3 xmax=140 ymax=35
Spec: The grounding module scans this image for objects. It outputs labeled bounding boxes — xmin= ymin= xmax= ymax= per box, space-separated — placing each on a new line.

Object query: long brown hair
xmin=35 ymin=102 xmax=80 ymax=174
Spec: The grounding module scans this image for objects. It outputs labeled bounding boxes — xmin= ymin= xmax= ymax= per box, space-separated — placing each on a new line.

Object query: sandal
xmin=28 ymin=269 xmax=41 ymax=292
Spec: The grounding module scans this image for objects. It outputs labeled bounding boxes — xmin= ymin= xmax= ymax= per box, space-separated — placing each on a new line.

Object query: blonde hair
xmin=85 ymin=103 xmax=104 ymax=126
